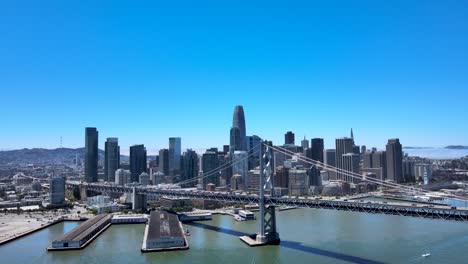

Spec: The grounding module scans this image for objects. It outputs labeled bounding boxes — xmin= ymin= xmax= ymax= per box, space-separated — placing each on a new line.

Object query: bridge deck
xmin=67 ymin=182 xmax=468 ymax=222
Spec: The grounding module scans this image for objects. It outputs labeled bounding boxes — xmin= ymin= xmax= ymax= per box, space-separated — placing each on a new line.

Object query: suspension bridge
xmin=67 ymin=141 xmax=468 ymax=246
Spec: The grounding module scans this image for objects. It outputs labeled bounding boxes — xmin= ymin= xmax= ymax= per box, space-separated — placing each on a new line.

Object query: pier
xmin=48 ymin=214 xmax=112 ymax=251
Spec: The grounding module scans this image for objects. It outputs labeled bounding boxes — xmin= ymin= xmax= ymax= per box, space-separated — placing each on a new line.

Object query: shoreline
xmin=0 ymin=218 xmax=87 ymax=246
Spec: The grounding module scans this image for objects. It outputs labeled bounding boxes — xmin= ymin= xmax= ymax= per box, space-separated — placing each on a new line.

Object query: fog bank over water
xmin=404 ymin=148 xmax=468 ymax=160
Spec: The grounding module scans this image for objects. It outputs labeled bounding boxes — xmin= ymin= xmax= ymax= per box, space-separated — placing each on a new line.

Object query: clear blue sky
xmin=1 ymin=1 xmax=467 ymax=154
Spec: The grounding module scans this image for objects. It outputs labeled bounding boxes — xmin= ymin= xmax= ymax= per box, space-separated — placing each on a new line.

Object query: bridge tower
xmin=240 ymin=141 xmax=280 ymax=246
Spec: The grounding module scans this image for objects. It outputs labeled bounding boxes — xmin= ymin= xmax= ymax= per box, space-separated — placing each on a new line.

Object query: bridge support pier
xmin=240 ymin=142 xmax=280 ymax=246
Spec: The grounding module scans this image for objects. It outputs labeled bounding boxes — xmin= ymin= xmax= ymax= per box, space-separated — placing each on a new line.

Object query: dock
xmin=141 ymin=210 xmax=189 ymax=252
xmin=48 ymin=214 xmax=112 ymax=251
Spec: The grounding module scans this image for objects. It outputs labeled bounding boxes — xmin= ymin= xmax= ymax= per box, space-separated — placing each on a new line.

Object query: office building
xmin=342 ymin=153 xmax=360 ymax=183
xmin=202 ymin=150 xmax=220 ymax=186
xmin=232 ymin=151 xmax=248 ymax=186
xmin=50 ymin=176 xmax=65 ymax=205
xmin=159 ymin=149 xmax=169 ymax=176
xmin=130 ymin=145 xmax=147 ymax=183
xmin=372 ymin=151 xmax=387 ymax=179
xmin=311 ymin=138 xmax=324 ymax=163
xmin=115 ymin=169 xmax=131 ymax=186
xmin=85 ymin=127 xmax=98 ymax=182
xmin=181 ymin=149 xmax=199 ymax=188
xmin=285 ymin=131 xmax=295 ymax=145
xmin=386 ymin=139 xmax=403 ymax=183
xmin=230 ymin=105 xmax=247 ymax=153
xmin=246 ymin=135 xmax=262 ymax=170
xmin=104 ymin=137 xmax=120 ymax=182
xmin=301 ymin=137 xmax=309 ymax=149
xmin=324 ymin=149 xmax=336 ymax=180
xmin=335 ymin=138 xmax=354 ymax=181
xmin=288 ymin=168 xmax=308 ymax=196
xmin=169 ymin=137 xmax=181 ymax=174
xmin=139 ymin=172 xmax=150 ymax=185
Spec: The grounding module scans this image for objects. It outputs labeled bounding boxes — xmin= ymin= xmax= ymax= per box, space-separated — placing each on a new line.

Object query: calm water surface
xmin=1 ymin=209 xmax=467 ymax=264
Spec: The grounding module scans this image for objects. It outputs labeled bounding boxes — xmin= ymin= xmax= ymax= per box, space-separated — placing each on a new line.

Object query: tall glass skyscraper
xmin=85 ymin=127 xmax=98 ymax=182
xmin=169 ymin=137 xmax=181 ymax=174
xmin=230 ymin=105 xmax=246 ymax=153
xmin=181 ymin=149 xmax=199 ymax=188
xmin=104 ymin=137 xmax=120 ymax=182
xmin=335 ymin=137 xmax=354 ymax=181
xmin=386 ymin=138 xmax=403 ymax=183
xmin=130 ymin=144 xmax=147 ymax=183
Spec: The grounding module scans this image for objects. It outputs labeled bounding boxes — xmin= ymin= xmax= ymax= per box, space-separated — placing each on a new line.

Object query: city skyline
xmin=1 ymin=1 xmax=468 ymax=151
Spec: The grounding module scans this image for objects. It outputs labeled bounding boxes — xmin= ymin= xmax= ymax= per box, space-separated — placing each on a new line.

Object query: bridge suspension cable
xmin=268 ymin=143 xmax=468 ymax=202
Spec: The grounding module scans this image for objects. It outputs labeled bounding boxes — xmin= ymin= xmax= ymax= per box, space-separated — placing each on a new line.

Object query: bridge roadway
xmin=67 ymin=181 xmax=468 ymax=222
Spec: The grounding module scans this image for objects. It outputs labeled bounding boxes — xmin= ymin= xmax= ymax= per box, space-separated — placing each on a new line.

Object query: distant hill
xmin=445 ymin=145 xmax=468 ymax=150
xmin=0 ymin=148 xmax=128 ymax=165
xmin=403 ymin=146 xmax=431 ymax=149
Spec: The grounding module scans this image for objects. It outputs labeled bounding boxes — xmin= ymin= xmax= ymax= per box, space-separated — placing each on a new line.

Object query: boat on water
xmin=234 ymin=215 xmax=243 ymax=222
xmin=185 ymin=228 xmax=191 ymax=236
xmin=422 ymin=253 xmax=431 ymax=258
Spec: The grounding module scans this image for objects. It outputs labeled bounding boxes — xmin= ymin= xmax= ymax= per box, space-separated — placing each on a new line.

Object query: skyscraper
xmin=104 ymin=137 xmax=120 ymax=182
xmin=232 ymin=150 xmax=248 ymax=186
xmin=50 ymin=176 xmax=65 ymax=205
xmin=386 ymin=139 xmax=403 ymax=183
xmin=285 ymin=131 xmax=295 ymax=145
xmin=159 ymin=148 xmax=169 ymax=175
xmin=169 ymin=137 xmax=181 ymax=174
xmin=181 ymin=149 xmax=199 ymax=188
xmin=372 ymin=151 xmax=387 ymax=180
xmin=85 ymin=127 xmax=98 ymax=183
xmin=130 ymin=144 xmax=147 ymax=183
xmin=230 ymin=105 xmax=246 ymax=153
xmin=335 ymin=137 xmax=354 ymax=181
xmin=311 ymin=138 xmax=324 ymax=163
xmin=324 ymin=149 xmax=336 ymax=180
xmin=342 ymin=153 xmax=360 ymax=183
xmin=301 ymin=137 xmax=309 ymax=149
xmin=202 ymin=150 xmax=220 ymax=187
xmin=246 ymin=135 xmax=262 ymax=170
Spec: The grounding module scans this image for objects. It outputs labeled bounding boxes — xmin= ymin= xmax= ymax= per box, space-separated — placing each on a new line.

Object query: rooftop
xmin=147 ymin=211 xmax=183 ymax=240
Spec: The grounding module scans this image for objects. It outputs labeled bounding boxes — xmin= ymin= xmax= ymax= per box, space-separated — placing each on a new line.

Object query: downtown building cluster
xmin=83 ymin=105 xmax=430 ymax=197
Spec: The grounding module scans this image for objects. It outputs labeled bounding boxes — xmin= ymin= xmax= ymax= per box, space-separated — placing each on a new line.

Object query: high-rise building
xmin=115 ymin=169 xmax=131 ymax=186
xmin=311 ymin=138 xmax=324 ymax=163
xmin=386 ymin=139 xmax=403 ymax=183
xmin=158 ymin=149 xmax=169 ymax=175
xmin=335 ymin=137 xmax=354 ymax=181
xmin=104 ymin=138 xmax=120 ymax=182
xmin=372 ymin=151 xmax=387 ymax=180
xmin=85 ymin=127 xmax=98 ymax=182
xmin=361 ymin=145 xmax=367 ymax=154
xmin=139 ymin=172 xmax=150 ymax=185
xmin=301 ymin=137 xmax=309 ymax=149
xmin=288 ymin=168 xmax=308 ymax=195
xmin=202 ymin=150 xmax=220 ymax=187
xmin=324 ymin=149 xmax=336 ymax=180
xmin=181 ymin=149 xmax=199 ymax=188
xmin=232 ymin=151 xmax=248 ymax=186
xmin=130 ymin=145 xmax=147 ymax=183
xmin=168 ymin=137 xmax=181 ymax=174
xmin=230 ymin=105 xmax=246 ymax=153
xmin=246 ymin=135 xmax=262 ymax=170
xmin=274 ymin=166 xmax=289 ymax=188
xmin=50 ymin=176 xmax=65 ymax=205
xmin=342 ymin=153 xmax=360 ymax=183
xmin=285 ymin=131 xmax=295 ymax=145
xmin=363 ymin=151 xmax=374 ymax=168
xmin=403 ymin=160 xmax=415 ymax=183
